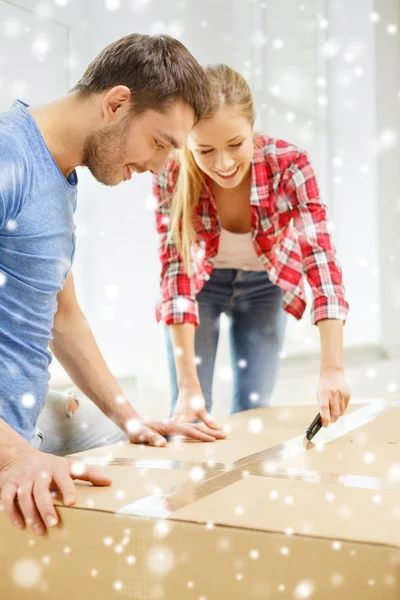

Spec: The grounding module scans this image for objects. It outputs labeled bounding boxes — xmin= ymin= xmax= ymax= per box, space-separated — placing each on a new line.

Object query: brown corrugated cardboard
xmin=172 ymin=475 xmax=400 ymax=546
xmin=66 ymin=404 xmax=361 ymax=464
xmin=278 ymin=407 xmax=400 ymax=477
xmin=2 ymin=508 xmax=398 ymax=599
xmin=1 ymin=401 xmax=399 ymax=599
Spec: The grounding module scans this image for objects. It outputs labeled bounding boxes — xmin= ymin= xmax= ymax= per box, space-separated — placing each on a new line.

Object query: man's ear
xmin=100 ymin=85 xmax=132 ymax=123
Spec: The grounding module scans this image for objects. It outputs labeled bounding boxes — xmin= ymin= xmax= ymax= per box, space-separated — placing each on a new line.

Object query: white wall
xmin=62 ymin=0 xmax=384 ymax=403
xmin=253 ymin=0 xmax=329 ymax=356
xmin=246 ymin=0 xmax=380 ymax=355
xmin=326 ymin=0 xmax=380 ymax=348
xmin=0 ymin=1 xmax=70 ymax=108
xmin=374 ymin=0 xmax=400 ymax=356
xmin=66 ymin=0 xmax=260 ymax=404
xmin=2 ymin=0 xmax=388 ymax=408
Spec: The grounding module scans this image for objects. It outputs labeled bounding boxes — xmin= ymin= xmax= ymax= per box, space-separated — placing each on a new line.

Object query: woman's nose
xmin=214 ymin=153 xmax=235 ymax=171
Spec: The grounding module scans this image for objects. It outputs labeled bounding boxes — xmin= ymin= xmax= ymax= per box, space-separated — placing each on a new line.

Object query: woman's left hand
xmin=317 ymin=368 xmax=351 ymax=427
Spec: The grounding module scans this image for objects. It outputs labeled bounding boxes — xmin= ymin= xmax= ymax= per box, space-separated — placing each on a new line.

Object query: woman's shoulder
xmin=254 ymin=134 xmax=307 ymax=171
xmin=155 ymin=151 xmax=181 ymax=194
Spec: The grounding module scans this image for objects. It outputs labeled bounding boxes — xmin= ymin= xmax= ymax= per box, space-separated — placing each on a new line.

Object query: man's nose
xmin=150 ymin=147 xmax=173 ymax=176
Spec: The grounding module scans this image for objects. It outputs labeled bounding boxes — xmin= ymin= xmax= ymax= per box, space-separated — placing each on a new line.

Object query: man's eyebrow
xmin=156 ymin=131 xmax=180 ymax=149
xmin=197 ymin=135 xmax=243 ymax=148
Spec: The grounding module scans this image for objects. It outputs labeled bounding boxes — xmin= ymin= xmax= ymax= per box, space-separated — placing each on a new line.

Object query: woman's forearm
xmin=170 ymin=323 xmax=200 ymax=388
xmin=317 ymin=319 xmax=344 ymax=371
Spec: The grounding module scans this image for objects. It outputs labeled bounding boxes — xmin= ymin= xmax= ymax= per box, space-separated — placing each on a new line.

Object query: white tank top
xmin=213 ymin=228 xmax=265 ymax=271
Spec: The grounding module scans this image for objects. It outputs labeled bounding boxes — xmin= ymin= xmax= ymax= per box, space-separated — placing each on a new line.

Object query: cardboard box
xmin=1 ymin=400 xmax=400 ymax=599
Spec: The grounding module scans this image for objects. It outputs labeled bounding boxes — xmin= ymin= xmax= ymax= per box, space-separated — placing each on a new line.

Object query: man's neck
xmin=28 ymin=93 xmax=92 ymax=178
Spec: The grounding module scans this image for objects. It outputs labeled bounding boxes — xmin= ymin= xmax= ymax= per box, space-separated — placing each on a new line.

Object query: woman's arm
xmin=284 ymin=151 xmax=350 ymax=425
xmin=317 ymin=319 xmax=350 ymax=427
xmin=166 ymin=321 xmax=220 ymax=430
xmin=154 ymin=168 xmax=221 ymax=429
xmin=170 ymin=323 xmax=199 ymax=388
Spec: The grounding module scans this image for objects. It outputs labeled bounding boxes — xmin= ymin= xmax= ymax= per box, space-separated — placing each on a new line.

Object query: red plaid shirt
xmin=153 ymin=135 xmax=349 ymax=327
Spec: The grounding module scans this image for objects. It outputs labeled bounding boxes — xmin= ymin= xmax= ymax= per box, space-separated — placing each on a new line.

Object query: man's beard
xmin=82 ymin=117 xmax=135 ymax=186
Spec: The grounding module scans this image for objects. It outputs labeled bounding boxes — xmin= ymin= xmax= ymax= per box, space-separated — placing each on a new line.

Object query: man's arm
xmin=0 ymin=135 xmax=113 ymax=535
xmin=51 ymin=272 xmax=225 ymax=446
xmin=51 ymin=271 xmax=140 ymax=434
xmin=0 ymin=416 xmax=33 ymax=470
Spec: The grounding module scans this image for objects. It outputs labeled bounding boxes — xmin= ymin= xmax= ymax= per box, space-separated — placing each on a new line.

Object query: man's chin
xmin=90 ymin=170 xmax=121 ymax=187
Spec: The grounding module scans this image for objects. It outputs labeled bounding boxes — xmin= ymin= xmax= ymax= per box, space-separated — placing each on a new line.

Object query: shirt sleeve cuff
xmin=160 ymin=296 xmax=199 ymax=327
xmin=311 ymin=297 xmax=349 ymax=325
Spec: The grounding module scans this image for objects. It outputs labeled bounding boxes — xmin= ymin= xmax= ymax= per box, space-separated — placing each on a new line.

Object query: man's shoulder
xmin=0 ymin=117 xmax=31 ymax=165
xmin=0 ymin=114 xmax=33 ymax=226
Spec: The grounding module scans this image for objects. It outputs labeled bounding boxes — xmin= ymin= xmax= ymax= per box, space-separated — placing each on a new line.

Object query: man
xmin=0 ymin=33 xmax=224 ymax=536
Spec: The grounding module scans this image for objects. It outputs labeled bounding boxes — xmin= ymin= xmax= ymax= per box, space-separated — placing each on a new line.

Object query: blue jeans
xmin=165 ymin=269 xmax=288 ymax=415
xmin=29 ymin=390 xmax=127 ymax=456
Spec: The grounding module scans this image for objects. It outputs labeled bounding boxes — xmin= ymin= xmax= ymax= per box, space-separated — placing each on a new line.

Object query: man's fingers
xmin=17 ymin=483 xmax=45 ymax=535
xmin=69 ymin=463 xmax=113 ymax=487
xmin=146 ymin=433 xmax=167 ymax=447
xmin=54 ymin=467 xmax=77 ymax=507
xmin=138 ymin=427 xmax=167 ymax=447
xmin=1 ymin=482 xmax=24 ymax=529
xmin=33 ymin=477 xmax=59 ymax=529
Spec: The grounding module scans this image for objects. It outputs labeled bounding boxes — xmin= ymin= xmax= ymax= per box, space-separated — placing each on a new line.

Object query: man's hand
xmin=124 ymin=417 xmax=226 ymax=447
xmin=0 ymin=447 xmax=111 ymax=534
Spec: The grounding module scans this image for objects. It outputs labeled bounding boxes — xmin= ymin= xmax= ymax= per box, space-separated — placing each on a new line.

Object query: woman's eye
xmin=198 ymin=142 xmax=242 ymax=155
xmin=155 ymin=139 xmax=165 ymax=150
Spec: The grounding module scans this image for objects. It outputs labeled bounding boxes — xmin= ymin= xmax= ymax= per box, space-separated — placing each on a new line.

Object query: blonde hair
xmin=169 ymin=64 xmax=256 ymax=273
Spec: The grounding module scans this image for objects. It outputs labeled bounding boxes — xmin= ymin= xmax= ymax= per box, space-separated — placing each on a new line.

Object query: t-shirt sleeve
xmin=0 ymin=132 xmax=31 ymax=231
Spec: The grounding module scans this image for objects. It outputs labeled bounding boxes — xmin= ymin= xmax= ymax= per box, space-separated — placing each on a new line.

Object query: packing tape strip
xmin=117 ymin=467 xmax=400 ymax=520
xmin=77 ymin=456 xmax=226 ymax=471
xmin=233 ymin=398 xmax=397 ymax=469
xmin=245 ymin=466 xmax=400 ymax=491
xmin=81 ymin=399 xmax=396 ymax=470
xmin=117 ymin=399 xmax=398 ymax=518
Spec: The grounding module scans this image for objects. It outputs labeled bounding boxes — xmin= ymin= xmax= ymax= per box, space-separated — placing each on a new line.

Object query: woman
xmin=153 ymin=64 xmax=350 ymax=430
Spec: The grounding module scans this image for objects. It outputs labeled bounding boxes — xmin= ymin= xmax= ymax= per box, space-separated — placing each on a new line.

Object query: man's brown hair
xmin=72 ymin=33 xmax=208 ymax=122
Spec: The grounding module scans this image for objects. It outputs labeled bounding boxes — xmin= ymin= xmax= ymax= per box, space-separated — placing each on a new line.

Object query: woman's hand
xmin=171 ymin=385 xmax=221 ymax=429
xmin=317 ymin=367 xmax=351 ymax=427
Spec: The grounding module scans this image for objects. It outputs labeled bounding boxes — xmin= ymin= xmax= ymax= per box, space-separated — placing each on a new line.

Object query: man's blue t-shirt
xmin=0 ymin=100 xmax=77 ymax=442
